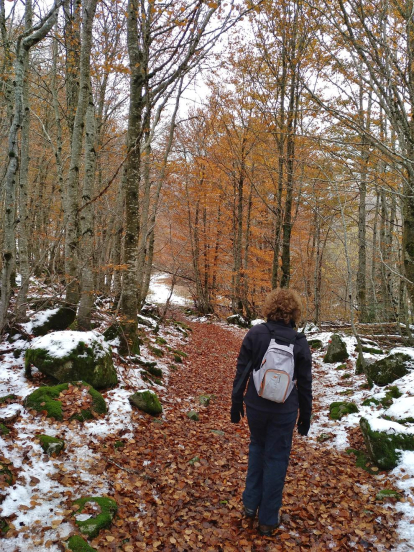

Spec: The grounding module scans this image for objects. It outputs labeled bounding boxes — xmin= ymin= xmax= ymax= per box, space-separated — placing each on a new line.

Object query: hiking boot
xmin=258 ymin=513 xmax=280 ymax=536
xmin=243 ymin=506 xmax=256 ymax=519
xmin=258 ymin=523 xmax=278 ymax=536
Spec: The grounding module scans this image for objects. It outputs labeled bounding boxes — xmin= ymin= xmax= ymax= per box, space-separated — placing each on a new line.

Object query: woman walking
xmin=231 ymin=288 xmax=312 ymax=536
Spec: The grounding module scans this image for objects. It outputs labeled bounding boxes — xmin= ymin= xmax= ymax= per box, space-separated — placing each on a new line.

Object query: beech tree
xmin=0 ymin=0 xmax=61 ymax=333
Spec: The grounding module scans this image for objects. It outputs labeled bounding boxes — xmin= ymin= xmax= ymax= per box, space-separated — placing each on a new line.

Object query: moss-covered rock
xmin=346 ymin=448 xmax=378 ymax=474
xmin=38 ymin=434 xmax=65 ymax=456
xmin=67 ymin=535 xmax=97 ymax=551
xmin=25 ymin=382 xmax=107 ymax=421
xmin=25 ymin=331 xmax=117 ymax=389
xmin=73 ymin=496 xmax=117 ymax=539
xmin=32 ymin=306 xmax=76 ymax=336
xmin=0 ymin=518 xmax=9 ymax=535
xmin=103 ymin=324 xmax=122 ymax=342
xmin=128 ymin=390 xmax=162 ymax=416
xmin=0 ymin=464 xmax=13 ymax=486
xmin=335 ymin=364 xmax=347 ymax=370
xmin=199 ymin=394 xmax=214 ymax=407
xmin=375 ymin=489 xmax=401 ymax=501
xmin=360 ymin=416 xmax=414 ymax=470
xmin=323 ymin=334 xmax=349 ymax=363
xmin=365 ymin=353 xmax=413 ymax=386
xmin=362 ymin=397 xmax=381 ymax=407
xmin=384 ymin=395 xmax=414 ymax=423
xmin=362 ymin=346 xmax=383 ymax=355
xmin=308 ymin=339 xmax=323 ymax=349
xmin=155 ymin=337 xmax=167 ymax=346
xmin=149 ymin=345 xmax=164 ymax=358
xmin=0 ymin=394 xmax=18 ymax=405
xmin=173 ymin=354 xmax=183 ymax=363
xmin=0 ymin=423 xmax=10 ymax=436
xmin=187 ymin=410 xmax=199 ymax=421
xmin=227 ymin=314 xmax=249 ymax=328
xmin=329 ymin=401 xmax=359 ymax=420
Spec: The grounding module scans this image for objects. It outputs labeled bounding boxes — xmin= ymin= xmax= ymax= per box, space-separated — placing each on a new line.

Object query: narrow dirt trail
xmin=92 ymin=321 xmax=400 ymax=551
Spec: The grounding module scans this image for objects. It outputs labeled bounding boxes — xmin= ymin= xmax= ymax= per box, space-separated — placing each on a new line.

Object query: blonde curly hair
xmin=263 ymin=288 xmax=302 ymax=325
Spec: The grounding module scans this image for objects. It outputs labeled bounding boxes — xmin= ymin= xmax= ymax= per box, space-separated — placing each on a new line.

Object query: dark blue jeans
xmin=243 ymin=408 xmax=297 ymax=526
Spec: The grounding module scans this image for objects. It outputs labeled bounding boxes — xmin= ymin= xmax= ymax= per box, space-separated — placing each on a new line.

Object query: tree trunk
xmin=119 ymin=0 xmax=144 ymax=354
xmin=0 ymin=3 xmax=59 ymax=333
xmin=64 ymin=0 xmax=98 ymax=308
xmin=15 ymin=0 xmax=33 ymax=322
xmin=78 ymin=91 xmax=96 ymax=330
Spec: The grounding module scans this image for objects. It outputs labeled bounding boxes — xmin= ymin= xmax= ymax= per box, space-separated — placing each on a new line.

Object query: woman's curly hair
xmin=263 ymin=288 xmax=302 ymax=325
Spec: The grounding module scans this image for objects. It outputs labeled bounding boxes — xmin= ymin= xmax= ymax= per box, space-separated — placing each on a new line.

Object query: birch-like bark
xmin=64 ymin=0 xmax=98 ymax=308
xmin=120 ymin=0 xmax=143 ymax=354
xmin=0 ymin=2 xmax=59 ymax=333
xmin=15 ymin=0 xmax=33 ymax=321
xmin=78 ymin=91 xmax=96 ymax=329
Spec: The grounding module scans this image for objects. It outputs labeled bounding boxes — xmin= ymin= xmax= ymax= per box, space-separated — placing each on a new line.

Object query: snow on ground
xmin=304 ymin=329 xmax=414 ymax=551
xmin=0 ymin=276 xmax=188 ymax=551
xmin=146 ymin=273 xmax=192 ymax=306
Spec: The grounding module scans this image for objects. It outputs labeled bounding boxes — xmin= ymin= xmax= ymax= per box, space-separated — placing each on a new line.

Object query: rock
xmin=0 ymin=423 xmax=10 ymax=436
xmin=210 ymin=429 xmax=225 ymax=436
xmin=67 ymin=535 xmax=97 ymax=551
xmin=73 ymin=496 xmax=117 ymax=539
xmin=0 ymin=464 xmax=13 ymax=486
xmin=31 ymin=307 xmax=76 ymax=337
xmin=0 ymin=403 xmax=22 ymax=423
xmin=362 ymin=346 xmax=383 ymax=354
xmin=0 ymin=394 xmax=18 ymax=405
xmin=140 ymin=303 xmax=161 ymax=319
xmin=323 ymin=334 xmax=349 ymax=363
xmin=308 ymin=339 xmax=323 ymax=350
xmin=38 ymin=435 xmax=65 ymax=456
xmin=0 ymin=518 xmax=9 ymax=535
xmin=187 ymin=410 xmax=199 ymax=421
xmin=227 ymin=314 xmax=250 ymax=328
xmin=365 ymin=353 xmax=413 ymax=386
xmin=128 ymin=390 xmax=162 ymax=416
xmin=25 ymin=381 xmax=107 ymax=421
xmin=25 ymin=330 xmax=117 ymax=389
xmin=360 ymin=416 xmax=414 ymax=470
xmin=199 ymin=394 xmax=214 ymax=407
xmin=329 ymin=401 xmax=359 ymax=420
xmin=103 ymin=324 xmax=122 ymax=342
xmin=137 ymin=314 xmax=159 ymax=330
xmin=385 ymin=396 xmax=414 ymax=423
xmin=375 ymin=489 xmax=401 ymax=501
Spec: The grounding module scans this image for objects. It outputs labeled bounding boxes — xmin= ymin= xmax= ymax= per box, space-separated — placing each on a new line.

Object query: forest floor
xmin=0 ymin=310 xmax=411 ymax=551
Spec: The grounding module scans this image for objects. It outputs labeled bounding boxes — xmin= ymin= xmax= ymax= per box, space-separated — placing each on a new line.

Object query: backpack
xmin=252 ymin=325 xmax=297 ymax=403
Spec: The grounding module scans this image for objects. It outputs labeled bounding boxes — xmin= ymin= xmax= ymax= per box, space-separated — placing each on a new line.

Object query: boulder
xmin=73 ymin=496 xmax=117 ymax=539
xmin=329 ymin=401 xmax=359 ymax=420
xmin=360 ymin=416 xmax=414 ymax=470
xmin=25 ymin=381 xmax=107 ymax=421
xmin=385 ymin=396 xmax=414 ymax=424
xmin=30 ymin=307 xmax=76 ymax=337
xmin=323 ymin=334 xmax=349 ymax=363
xmin=38 ymin=435 xmax=65 ymax=456
xmin=308 ymin=339 xmax=323 ymax=350
xmin=365 ymin=352 xmax=413 ymax=386
xmin=227 ymin=314 xmax=250 ymax=328
xmin=128 ymin=390 xmax=162 ymax=416
xmin=67 ymin=535 xmax=97 ymax=551
xmin=25 ymin=330 xmax=117 ymax=389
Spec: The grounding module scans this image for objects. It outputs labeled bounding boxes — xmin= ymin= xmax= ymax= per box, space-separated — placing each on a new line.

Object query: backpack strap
xmin=264 ymin=323 xmax=297 ymax=346
xmin=232 ymin=359 xmax=252 ymax=397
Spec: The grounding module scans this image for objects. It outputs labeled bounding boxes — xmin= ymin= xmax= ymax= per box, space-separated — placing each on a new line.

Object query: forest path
xmin=94 ymin=321 xmax=400 ymax=551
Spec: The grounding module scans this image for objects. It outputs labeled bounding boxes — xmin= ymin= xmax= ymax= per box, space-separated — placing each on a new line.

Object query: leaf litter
xmin=0 ymin=316 xmax=410 ymax=550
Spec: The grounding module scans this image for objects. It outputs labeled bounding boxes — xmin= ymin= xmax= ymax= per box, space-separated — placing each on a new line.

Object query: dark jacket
xmin=232 ymin=320 xmax=312 ymax=416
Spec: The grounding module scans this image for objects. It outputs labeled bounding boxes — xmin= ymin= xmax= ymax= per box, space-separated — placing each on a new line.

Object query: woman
xmin=231 ymin=288 xmax=312 ymax=536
